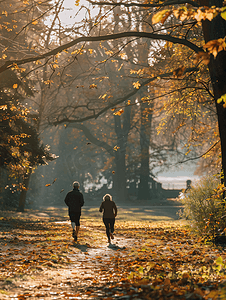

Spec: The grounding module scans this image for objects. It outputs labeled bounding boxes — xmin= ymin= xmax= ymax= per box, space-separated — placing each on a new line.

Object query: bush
xmin=179 ymin=175 xmax=226 ymax=242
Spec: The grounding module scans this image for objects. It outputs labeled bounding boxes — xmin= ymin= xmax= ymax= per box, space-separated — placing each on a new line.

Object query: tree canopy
xmin=1 ymin=0 xmax=226 ymax=200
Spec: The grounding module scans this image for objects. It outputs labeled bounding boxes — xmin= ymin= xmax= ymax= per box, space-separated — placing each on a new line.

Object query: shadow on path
xmin=108 ymin=243 xmax=126 ymax=250
xmin=70 ymin=242 xmax=89 ymax=252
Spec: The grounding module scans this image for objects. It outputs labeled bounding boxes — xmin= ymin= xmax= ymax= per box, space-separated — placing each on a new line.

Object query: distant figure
xmin=99 ymin=194 xmax=117 ymax=244
xmin=185 ymin=180 xmax=192 ymax=193
xmin=64 ymin=181 xmax=84 ymax=242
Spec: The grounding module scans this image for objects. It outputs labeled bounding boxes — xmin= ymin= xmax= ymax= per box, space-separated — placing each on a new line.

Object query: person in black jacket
xmin=99 ymin=194 xmax=117 ymax=244
xmin=64 ymin=181 xmax=84 ymax=241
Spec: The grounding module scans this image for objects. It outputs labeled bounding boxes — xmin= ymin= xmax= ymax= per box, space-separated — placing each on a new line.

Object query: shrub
xmin=179 ymin=175 xmax=226 ymax=242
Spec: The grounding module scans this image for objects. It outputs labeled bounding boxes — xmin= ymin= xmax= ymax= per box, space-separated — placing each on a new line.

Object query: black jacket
xmin=99 ymin=200 xmax=117 ymax=218
xmin=64 ymin=188 xmax=84 ymax=213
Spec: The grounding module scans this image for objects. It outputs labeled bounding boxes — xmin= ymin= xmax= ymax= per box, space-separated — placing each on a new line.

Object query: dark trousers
xmin=69 ymin=212 xmax=81 ymax=226
xmin=103 ymin=218 xmax=115 ymax=239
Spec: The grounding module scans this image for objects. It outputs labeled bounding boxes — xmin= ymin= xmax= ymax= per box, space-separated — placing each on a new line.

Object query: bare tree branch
xmin=66 ymin=123 xmax=115 ymax=156
xmin=50 ymin=67 xmax=198 ymax=125
xmin=177 ymin=139 xmax=220 ymax=164
xmin=0 ymin=32 xmax=202 ymax=73
xmin=87 ymin=0 xmax=200 ymax=8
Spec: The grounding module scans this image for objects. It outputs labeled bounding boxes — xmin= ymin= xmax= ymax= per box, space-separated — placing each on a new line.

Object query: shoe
xmin=110 ymin=233 xmax=114 ymax=240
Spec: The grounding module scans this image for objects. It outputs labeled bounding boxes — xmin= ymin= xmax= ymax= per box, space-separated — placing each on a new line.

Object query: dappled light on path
xmin=0 ymin=206 xmax=226 ymax=299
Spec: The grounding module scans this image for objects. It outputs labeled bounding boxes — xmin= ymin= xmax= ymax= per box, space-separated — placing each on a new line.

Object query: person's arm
xmin=64 ymin=193 xmax=69 ymax=206
xmin=80 ymin=193 xmax=84 ymax=207
xmin=99 ymin=202 xmax=103 ymax=213
xmin=113 ymin=202 xmax=117 ymax=217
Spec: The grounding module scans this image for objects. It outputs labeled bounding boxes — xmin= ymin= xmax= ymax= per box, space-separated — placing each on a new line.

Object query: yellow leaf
xmin=152 ymin=10 xmax=170 ymax=24
xmin=32 ymin=20 xmax=38 ymax=25
xmin=221 ymin=7 xmax=226 ymax=20
xmin=133 ymin=81 xmax=141 ymax=89
xmin=113 ymin=109 xmax=124 ymax=116
xmin=89 ymin=84 xmax=97 ymax=89
xmin=13 ymin=84 xmax=18 ymax=89
xmin=217 ymin=94 xmax=226 ymax=104
xmin=113 ymin=146 xmax=120 ymax=151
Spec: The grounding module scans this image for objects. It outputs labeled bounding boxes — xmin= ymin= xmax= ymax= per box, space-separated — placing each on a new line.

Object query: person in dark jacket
xmin=64 ymin=181 xmax=84 ymax=241
xmin=99 ymin=194 xmax=117 ymax=244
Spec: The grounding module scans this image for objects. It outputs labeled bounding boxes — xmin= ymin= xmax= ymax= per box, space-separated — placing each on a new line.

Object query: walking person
xmin=99 ymin=194 xmax=117 ymax=244
xmin=64 ymin=181 xmax=84 ymax=241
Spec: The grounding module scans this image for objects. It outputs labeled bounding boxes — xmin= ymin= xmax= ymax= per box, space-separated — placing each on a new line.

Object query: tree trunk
xmin=113 ymin=107 xmax=131 ymax=202
xmin=138 ymin=95 xmax=153 ymax=200
xmin=201 ymin=1 xmax=226 ymax=185
xmin=114 ymin=150 xmax=127 ymax=202
xmin=18 ymin=171 xmax=31 ymax=212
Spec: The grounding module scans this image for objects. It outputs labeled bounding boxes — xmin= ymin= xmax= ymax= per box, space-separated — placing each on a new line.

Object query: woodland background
xmin=1 ymin=1 xmax=226 ymax=298
xmin=1 ymin=0 xmax=225 ymax=212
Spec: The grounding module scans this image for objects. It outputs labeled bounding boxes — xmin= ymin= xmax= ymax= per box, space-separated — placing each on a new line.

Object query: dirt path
xmin=0 ymin=205 xmax=189 ymax=299
xmin=1 ymin=223 xmax=142 ymax=299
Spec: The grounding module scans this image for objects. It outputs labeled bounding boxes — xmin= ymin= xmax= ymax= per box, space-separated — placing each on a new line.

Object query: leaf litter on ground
xmin=0 ymin=208 xmax=226 ymax=299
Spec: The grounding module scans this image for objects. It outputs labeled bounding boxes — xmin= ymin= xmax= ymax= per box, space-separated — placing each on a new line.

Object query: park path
xmin=1 ymin=223 xmax=144 ymax=299
xmin=0 ymin=205 xmax=183 ymax=299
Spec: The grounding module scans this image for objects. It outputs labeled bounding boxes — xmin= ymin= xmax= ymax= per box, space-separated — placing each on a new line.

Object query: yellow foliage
xmin=89 ymin=84 xmax=97 ymax=89
xmin=152 ymin=10 xmax=172 ymax=24
xmin=113 ymin=145 xmax=120 ymax=151
xmin=133 ymin=81 xmax=141 ymax=89
xmin=203 ymin=37 xmax=226 ymax=58
xmin=217 ymin=94 xmax=226 ymax=104
xmin=113 ymin=109 xmax=124 ymax=116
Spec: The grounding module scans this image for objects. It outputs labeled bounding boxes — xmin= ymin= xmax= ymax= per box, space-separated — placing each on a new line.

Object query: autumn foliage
xmin=179 ymin=176 xmax=226 ymax=242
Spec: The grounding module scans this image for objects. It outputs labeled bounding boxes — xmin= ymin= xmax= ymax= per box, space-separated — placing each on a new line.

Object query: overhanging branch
xmin=50 ymin=67 xmax=197 ymax=125
xmin=87 ymin=0 xmax=200 ymax=8
xmin=0 ymin=32 xmax=202 ymax=73
xmin=65 ymin=123 xmax=115 ymax=156
xmin=177 ymin=139 xmax=220 ymax=164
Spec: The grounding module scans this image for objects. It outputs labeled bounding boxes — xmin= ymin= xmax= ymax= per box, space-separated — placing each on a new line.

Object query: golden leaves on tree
xmin=113 ymin=109 xmax=124 ymax=116
xmin=217 ymin=94 xmax=226 ymax=107
xmin=89 ymin=84 xmax=97 ymax=89
xmin=152 ymin=10 xmax=172 ymax=24
xmin=152 ymin=6 xmax=226 ymax=25
xmin=203 ymin=38 xmax=226 ymax=58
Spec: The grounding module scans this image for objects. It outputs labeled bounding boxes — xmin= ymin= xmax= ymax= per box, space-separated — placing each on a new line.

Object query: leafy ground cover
xmin=0 ymin=206 xmax=226 ymax=299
